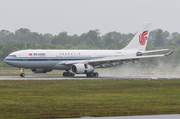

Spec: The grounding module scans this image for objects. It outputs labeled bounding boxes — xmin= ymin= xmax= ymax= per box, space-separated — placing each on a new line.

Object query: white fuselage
xmin=4 ymin=49 xmax=138 ymax=70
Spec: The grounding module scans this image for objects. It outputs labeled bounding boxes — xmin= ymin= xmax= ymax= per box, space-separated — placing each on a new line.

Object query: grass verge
xmin=0 ymin=79 xmax=180 ymax=118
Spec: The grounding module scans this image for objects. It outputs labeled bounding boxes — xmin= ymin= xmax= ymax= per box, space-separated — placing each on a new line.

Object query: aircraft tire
xmin=94 ymin=72 xmax=99 ymax=77
xmin=66 ymin=72 xmax=71 ymax=76
xmin=70 ymin=73 xmax=75 ymax=77
xmin=90 ymin=73 xmax=94 ymax=77
xmin=86 ymin=73 xmax=90 ymax=77
xmin=63 ymin=72 xmax=67 ymax=77
xmin=20 ymin=73 xmax=25 ymax=77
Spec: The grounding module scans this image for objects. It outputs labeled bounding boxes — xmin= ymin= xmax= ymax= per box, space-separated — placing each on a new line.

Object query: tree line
xmin=0 ymin=28 xmax=180 ymax=67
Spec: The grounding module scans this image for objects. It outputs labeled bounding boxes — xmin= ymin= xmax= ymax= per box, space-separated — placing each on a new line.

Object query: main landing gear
xmin=63 ymin=71 xmax=75 ymax=77
xmin=19 ymin=68 xmax=25 ymax=77
xmin=62 ymin=71 xmax=99 ymax=77
xmin=86 ymin=72 xmax=99 ymax=77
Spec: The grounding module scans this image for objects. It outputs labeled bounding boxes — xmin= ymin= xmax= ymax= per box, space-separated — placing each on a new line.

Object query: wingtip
xmin=165 ymin=50 xmax=175 ymax=56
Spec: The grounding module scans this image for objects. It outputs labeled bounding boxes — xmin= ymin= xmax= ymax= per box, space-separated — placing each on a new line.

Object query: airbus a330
xmin=4 ymin=23 xmax=174 ymax=77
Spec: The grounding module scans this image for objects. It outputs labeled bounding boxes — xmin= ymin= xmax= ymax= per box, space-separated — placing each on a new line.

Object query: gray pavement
xmin=0 ymin=75 xmax=180 ymax=80
xmin=63 ymin=114 xmax=180 ymax=119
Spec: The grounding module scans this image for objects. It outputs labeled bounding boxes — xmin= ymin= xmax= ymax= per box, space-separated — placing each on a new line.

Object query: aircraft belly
xmin=52 ymin=64 xmax=70 ymax=70
xmin=8 ymin=61 xmax=58 ymax=69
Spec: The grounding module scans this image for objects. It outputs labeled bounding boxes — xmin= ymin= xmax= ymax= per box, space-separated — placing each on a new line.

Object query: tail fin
xmin=123 ymin=22 xmax=151 ymax=51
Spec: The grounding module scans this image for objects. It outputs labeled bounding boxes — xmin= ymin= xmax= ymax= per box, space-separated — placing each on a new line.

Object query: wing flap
xmin=140 ymin=49 xmax=169 ymax=54
xmin=63 ymin=60 xmax=90 ymax=65
xmin=89 ymin=54 xmax=165 ymax=63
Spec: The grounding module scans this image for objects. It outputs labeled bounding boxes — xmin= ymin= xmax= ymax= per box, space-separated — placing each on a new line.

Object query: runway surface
xmin=65 ymin=114 xmax=180 ymax=119
xmin=1 ymin=75 xmax=180 ymax=80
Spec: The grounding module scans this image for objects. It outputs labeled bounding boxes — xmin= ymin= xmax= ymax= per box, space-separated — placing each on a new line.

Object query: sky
xmin=0 ymin=0 xmax=179 ymax=35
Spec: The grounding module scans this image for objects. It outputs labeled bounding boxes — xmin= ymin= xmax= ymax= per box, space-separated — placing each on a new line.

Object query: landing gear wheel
xmin=94 ymin=72 xmax=99 ymax=77
xmin=86 ymin=73 xmax=90 ymax=77
xmin=63 ymin=72 xmax=67 ymax=77
xmin=63 ymin=71 xmax=75 ymax=77
xmin=20 ymin=73 xmax=25 ymax=77
xmin=86 ymin=72 xmax=99 ymax=77
xmin=66 ymin=72 xmax=70 ymax=77
xmin=70 ymin=73 xmax=75 ymax=77
xmin=90 ymin=73 xmax=94 ymax=77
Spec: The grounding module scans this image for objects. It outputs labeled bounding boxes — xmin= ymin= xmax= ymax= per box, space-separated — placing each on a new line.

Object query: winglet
xmin=165 ymin=50 xmax=175 ymax=56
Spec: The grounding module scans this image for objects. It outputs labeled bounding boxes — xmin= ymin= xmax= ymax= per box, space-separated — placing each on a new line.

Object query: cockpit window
xmin=8 ymin=55 xmax=17 ymax=57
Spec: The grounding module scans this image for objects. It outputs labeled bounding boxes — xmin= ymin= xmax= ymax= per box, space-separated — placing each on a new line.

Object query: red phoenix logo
xmin=139 ymin=31 xmax=148 ymax=46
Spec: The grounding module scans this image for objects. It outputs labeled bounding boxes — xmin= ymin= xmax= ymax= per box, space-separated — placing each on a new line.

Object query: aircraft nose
xmin=4 ymin=57 xmax=8 ymax=63
xmin=4 ymin=57 xmax=11 ymax=65
xmin=4 ymin=57 xmax=18 ymax=67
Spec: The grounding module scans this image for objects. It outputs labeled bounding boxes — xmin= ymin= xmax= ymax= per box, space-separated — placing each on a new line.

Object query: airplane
xmin=4 ymin=23 xmax=174 ymax=77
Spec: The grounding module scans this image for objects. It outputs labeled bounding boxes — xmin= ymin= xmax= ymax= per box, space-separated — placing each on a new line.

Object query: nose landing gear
xmin=19 ymin=68 xmax=25 ymax=77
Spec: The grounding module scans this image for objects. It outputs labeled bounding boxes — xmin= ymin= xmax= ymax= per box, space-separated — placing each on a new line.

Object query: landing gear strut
xmin=63 ymin=71 xmax=75 ymax=77
xmin=19 ymin=68 xmax=25 ymax=77
xmin=86 ymin=72 xmax=99 ymax=77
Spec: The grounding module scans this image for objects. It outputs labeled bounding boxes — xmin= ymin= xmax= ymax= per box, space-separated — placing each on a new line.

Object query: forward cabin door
xmin=46 ymin=52 xmax=51 ymax=61
xmin=22 ymin=52 xmax=28 ymax=61
xmin=45 ymin=52 xmax=53 ymax=68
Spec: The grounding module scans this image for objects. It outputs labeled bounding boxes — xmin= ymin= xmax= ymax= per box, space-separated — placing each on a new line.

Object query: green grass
xmin=0 ymin=67 xmax=64 ymax=76
xmin=0 ymin=79 xmax=180 ymax=118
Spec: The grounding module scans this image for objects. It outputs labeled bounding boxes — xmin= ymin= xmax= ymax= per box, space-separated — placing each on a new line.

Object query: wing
xmin=59 ymin=50 xmax=174 ymax=67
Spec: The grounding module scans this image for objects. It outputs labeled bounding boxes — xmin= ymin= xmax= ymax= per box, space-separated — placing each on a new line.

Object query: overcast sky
xmin=0 ymin=0 xmax=179 ymax=35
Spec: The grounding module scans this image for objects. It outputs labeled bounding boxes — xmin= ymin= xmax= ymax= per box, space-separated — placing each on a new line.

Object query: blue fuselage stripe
xmin=4 ymin=57 xmax=103 ymax=61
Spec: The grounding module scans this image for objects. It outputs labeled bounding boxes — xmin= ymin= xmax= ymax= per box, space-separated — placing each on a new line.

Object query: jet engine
xmin=71 ymin=64 xmax=94 ymax=74
xmin=31 ymin=69 xmax=52 ymax=73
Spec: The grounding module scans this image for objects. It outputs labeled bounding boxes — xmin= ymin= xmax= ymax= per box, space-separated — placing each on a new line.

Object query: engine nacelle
xmin=31 ymin=69 xmax=52 ymax=73
xmin=71 ymin=64 xmax=94 ymax=74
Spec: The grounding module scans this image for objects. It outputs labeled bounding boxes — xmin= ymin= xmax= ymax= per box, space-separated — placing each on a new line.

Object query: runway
xmin=0 ymin=75 xmax=180 ymax=80
xmin=65 ymin=114 xmax=180 ymax=119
